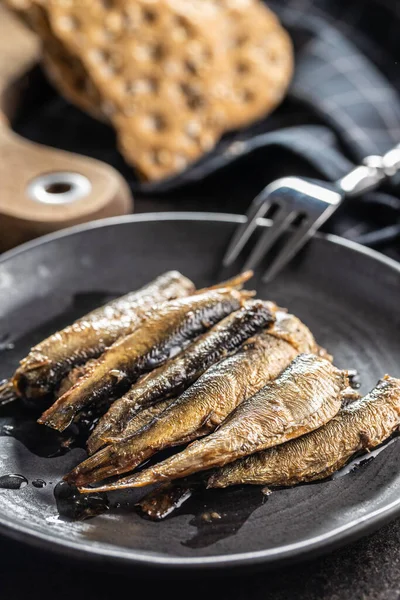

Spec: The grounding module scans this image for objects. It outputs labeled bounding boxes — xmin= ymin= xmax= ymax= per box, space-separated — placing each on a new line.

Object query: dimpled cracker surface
xmin=45 ymin=0 xmax=230 ymax=180
xmin=5 ymin=0 xmax=293 ymax=181
xmin=5 ymin=0 xmax=104 ymax=119
xmin=212 ymin=0 xmax=293 ymax=129
xmin=42 ymin=48 xmax=104 ymax=121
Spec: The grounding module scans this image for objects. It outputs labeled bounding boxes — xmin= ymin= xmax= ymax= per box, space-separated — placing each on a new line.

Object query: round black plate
xmin=0 ymin=213 xmax=399 ymax=571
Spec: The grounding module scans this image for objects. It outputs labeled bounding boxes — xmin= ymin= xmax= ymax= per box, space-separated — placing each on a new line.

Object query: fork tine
xmin=243 ymin=207 xmax=297 ymax=272
xmin=261 ymin=218 xmax=317 ymax=282
xmin=262 ymin=199 xmax=341 ymax=282
xmin=222 ymin=192 xmax=273 ymax=267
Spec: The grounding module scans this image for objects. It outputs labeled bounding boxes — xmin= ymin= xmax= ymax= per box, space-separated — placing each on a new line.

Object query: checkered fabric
xmin=147 ymin=0 xmax=400 ymax=252
xmin=192 ymin=0 xmax=400 ymax=253
xmin=276 ymin=0 xmax=400 ymax=158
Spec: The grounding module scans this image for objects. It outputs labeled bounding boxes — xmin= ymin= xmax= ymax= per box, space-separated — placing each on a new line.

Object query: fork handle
xmin=337 ymin=144 xmax=400 ymax=197
xmin=381 ymin=143 xmax=400 ymax=176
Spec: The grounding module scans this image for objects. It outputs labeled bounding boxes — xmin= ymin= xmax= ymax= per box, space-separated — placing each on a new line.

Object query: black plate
xmin=0 ymin=213 xmax=399 ymax=572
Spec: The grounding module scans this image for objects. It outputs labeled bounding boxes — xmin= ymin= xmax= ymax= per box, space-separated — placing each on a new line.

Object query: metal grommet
xmin=26 ymin=172 xmax=92 ymax=205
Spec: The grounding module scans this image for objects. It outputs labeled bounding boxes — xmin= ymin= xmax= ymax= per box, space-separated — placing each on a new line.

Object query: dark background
xmin=2 ymin=0 xmax=400 ymax=597
xmin=3 ymin=504 xmax=400 ymax=600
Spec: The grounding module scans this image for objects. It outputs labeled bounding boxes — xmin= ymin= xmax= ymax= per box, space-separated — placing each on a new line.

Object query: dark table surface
xmin=1 ymin=193 xmax=400 ymax=600
xmin=3 ymin=518 xmax=400 ymax=600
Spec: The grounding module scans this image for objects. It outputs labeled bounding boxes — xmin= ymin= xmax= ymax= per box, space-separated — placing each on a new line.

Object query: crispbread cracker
xmin=43 ymin=0 xmax=229 ymax=180
xmin=5 ymin=0 xmax=293 ymax=180
xmin=6 ymin=0 xmax=104 ymax=118
xmin=214 ymin=0 xmax=293 ymax=129
xmin=42 ymin=49 xmax=104 ymax=120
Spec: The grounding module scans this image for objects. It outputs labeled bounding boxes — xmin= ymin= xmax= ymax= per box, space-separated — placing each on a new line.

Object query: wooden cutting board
xmin=0 ymin=6 xmax=133 ymax=252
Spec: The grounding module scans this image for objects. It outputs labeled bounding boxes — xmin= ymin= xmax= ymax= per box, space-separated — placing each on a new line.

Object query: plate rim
xmin=1 ymin=211 xmax=400 ymax=278
xmin=0 ymin=211 xmax=400 ymax=571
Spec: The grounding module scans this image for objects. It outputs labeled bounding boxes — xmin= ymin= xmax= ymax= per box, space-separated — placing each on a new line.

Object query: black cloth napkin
xmin=14 ymin=0 xmax=400 ymax=258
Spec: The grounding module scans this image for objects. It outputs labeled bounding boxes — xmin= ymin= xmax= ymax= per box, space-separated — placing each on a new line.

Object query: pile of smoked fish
xmin=2 ymin=270 xmax=400 ymax=520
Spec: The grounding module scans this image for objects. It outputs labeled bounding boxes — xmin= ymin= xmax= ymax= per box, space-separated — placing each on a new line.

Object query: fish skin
xmin=87 ymin=299 xmax=276 ymax=453
xmin=208 ymin=375 xmax=400 ymax=488
xmin=93 ymin=354 xmax=348 ymax=491
xmin=0 ymin=379 xmax=17 ymax=406
xmin=69 ymin=310 xmax=318 ymax=488
xmin=12 ymin=271 xmax=195 ymax=400
xmin=137 ymin=395 xmax=363 ymax=520
xmin=110 ymin=397 xmax=174 ymax=438
xmin=57 ymin=359 xmax=99 ymax=398
xmin=40 ymin=288 xmax=248 ymax=432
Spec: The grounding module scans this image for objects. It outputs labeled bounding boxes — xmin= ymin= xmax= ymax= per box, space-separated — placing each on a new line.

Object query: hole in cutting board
xmin=44 ymin=182 xmax=73 ymax=194
xmin=26 ymin=172 xmax=92 ymax=205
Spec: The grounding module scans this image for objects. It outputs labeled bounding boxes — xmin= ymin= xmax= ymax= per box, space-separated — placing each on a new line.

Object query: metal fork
xmin=223 ymin=144 xmax=400 ymax=282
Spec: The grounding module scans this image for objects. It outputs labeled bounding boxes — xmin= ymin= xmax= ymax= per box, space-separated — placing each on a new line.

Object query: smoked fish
xmin=90 ymin=354 xmax=349 ymax=491
xmin=40 ymin=288 xmax=249 ymax=432
xmin=67 ymin=310 xmax=320 ymax=487
xmin=11 ymin=271 xmax=195 ymax=400
xmin=87 ymin=299 xmax=276 ymax=453
xmin=208 ymin=375 xmax=400 ymax=488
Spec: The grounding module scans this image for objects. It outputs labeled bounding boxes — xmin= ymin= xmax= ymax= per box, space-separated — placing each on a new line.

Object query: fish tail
xmin=240 ymin=290 xmax=256 ymax=301
xmin=93 ymin=437 xmax=217 ymax=490
xmin=86 ymin=417 xmax=119 ymax=454
xmin=72 ymin=411 xmax=193 ymax=488
xmin=70 ymin=445 xmax=151 ymax=487
xmin=64 ymin=445 xmax=125 ymax=486
xmin=87 ymin=400 xmax=129 ymax=453
xmin=0 ymin=379 xmax=18 ymax=406
xmin=77 ymin=457 xmax=178 ymax=492
xmin=66 ymin=430 xmax=159 ymax=486
xmin=78 ymin=472 xmax=148 ymax=494
xmin=86 ymin=434 xmax=106 ymax=455
xmin=218 ymin=270 xmax=254 ymax=290
xmin=38 ymin=366 xmax=96 ymax=431
xmin=90 ymin=404 xmax=200 ymax=478
xmin=197 ymin=271 xmax=254 ymax=293
xmin=38 ymin=399 xmax=77 ymax=431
